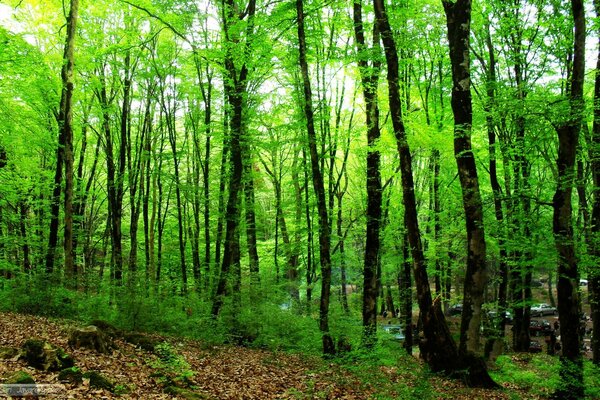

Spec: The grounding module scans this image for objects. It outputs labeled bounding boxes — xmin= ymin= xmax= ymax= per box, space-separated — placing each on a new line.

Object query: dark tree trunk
xmin=96 ymin=71 xmax=123 ymax=285
xmin=61 ymin=0 xmax=78 ymax=284
xmin=374 ymin=0 xmax=493 ymax=385
xmin=166 ymin=108 xmax=188 ymax=295
xmin=297 ymin=0 xmax=334 ymax=354
xmin=19 ymin=201 xmax=31 ymax=272
xmin=243 ymin=160 xmax=260 ymax=284
xmin=552 ymin=0 xmax=585 ymax=397
xmin=202 ymin=83 xmax=212 ymax=292
xmin=215 ymin=121 xmax=229 ymax=272
xmin=400 ymin=231 xmax=413 ymax=354
xmin=212 ymin=0 xmax=256 ymax=317
xmin=589 ymin=0 xmax=600 ymax=367
xmin=479 ymin=20 xmax=509 ymax=351
xmin=353 ymin=0 xmax=382 ymax=348
xmin=442 ymin=0 xmax=488 ymax=357
xmin=302 ymin=148 xmax=314 ymax=309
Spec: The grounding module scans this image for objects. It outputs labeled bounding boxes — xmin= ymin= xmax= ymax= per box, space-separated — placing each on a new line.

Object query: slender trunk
xmin=375 ymin=0 xmax=492 ymax=384
xmin=202 ymin=86 xmax=212 ymax=292
xmin=19 ymin=201 xmax=31 ymax=272
xmin=589 ymin=0 xmax=600 ymax=366
xmin=442 ymin=0 xmax=488 ymax=357
xmin=353 ymin=0 xmax=382 ymax=348
xmin=168 ymin=116 xmax=188 ymax=295
xmin=297 ymin=0 xmax=334 ymax=354
xmin=244 ymin=159 xmax=260 ymax=283
xmin=481 ymin=21 xmax=509 ymax=348
xmin=61 ymin=0 xmax=79 ymax=284
xmin=302 ymin=148 xmax=314 ymax=309
xmin=401 ymin=231 xmax=412 ymax=354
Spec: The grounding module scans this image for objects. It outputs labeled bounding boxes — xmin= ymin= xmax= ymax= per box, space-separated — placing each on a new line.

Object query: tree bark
xmin=353 ymin=0 xmax=382 ymax=349
xmin=590 ymin=0 xmax=600 ymax=366
xmin=211 ymin=0 xmax=256 ymax=317
xmin=60 ymin=0 xmax=79 ymax=285
xmin=442 ymin=0 xmax=488 ymax=357
xmin=373 ymin=0 xmax=492 ymax=385
xmin=296 ymin=0 xmax=334 ymax=354
xmin=552 ymin=0 xmax=585 ymax=397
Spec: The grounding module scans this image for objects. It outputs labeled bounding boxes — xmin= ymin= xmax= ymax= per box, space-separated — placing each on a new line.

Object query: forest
xmin=0 ymin=0 xmax=599 ymax=398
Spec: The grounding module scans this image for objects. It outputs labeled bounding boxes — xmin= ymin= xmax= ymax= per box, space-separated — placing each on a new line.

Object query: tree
xmin=296 ymin=0 xmax=334 ymax=354
xmin=552 ymin=0 xmax=585 ymax=397
xmin=212 ymin=0 xmax=257 ymax=317
xmin=60 ymin=0 xmax=80 ymax=285
xmin=591 ymin=0 xmax=600 ymax=367
xmin=352 ymin=0 xmax=382 ymax=348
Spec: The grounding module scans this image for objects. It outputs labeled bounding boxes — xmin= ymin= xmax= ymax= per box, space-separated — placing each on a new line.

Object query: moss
xmin=83 ymin=371 xmax=114 ymax=392
xmin=0 ymin=346 xmax=18 ymax=359
xmin=3 ymin=371 xmax=35 ymax=385
xmin=21 ymin=339 xmax=73 ymax=371
xmin=68 ymin=326 xmax=113 ymax=354
xmin=58 ymin=367 xmax=83 ymax=384
xmin=164 ymin=385 xmax=213 ymax=400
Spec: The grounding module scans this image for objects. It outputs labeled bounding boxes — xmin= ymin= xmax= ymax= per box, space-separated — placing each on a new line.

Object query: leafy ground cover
xmin=0 ymin=312 xmax=597 ymax=399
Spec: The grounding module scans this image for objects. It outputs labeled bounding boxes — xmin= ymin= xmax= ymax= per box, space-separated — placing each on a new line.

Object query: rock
xmin=3 ymin=371 xmax=35 ymax=385
xmin=82 ymin=371 xmax=114 ymax=392
xmin=88 ymin=320 xmax=122 ymax=338
xmin=123 ymin=332 xmax=158 ymax=352
xmin=57 ymin=367 xmax=83 ymax=385
xmin=20 ymin=339 xmax=74 ymax=372
xmin=68 ymin=326 xmax=113 ymax=354
xmin=0 ymin=346 xmax=18 ymax=359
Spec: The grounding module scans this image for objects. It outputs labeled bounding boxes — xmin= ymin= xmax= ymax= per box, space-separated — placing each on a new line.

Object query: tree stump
xmin=21 ymin=339 xmax=74 ymax=371
xmin=68 ymin=326 xmax=113 ymax=354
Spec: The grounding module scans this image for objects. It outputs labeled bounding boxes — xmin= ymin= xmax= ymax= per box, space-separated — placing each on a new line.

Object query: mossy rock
xmin=0 ymin=346 xmax=18 ymax=359
xmin=21 ymin=339 xmax=74 ymax=371
xmin=58 ymin=367 xmax=83 ymax=385
xmin=88 ymin=320 xmax=122 ymax=338
xmin=3 ymin=371 xmax=35 ymax=385
xmin=164 ymin=386 xmax=212 ymax=400
xmin=83 ymin=371 xmax=114 ymax=392
xmin=123 ymin=332 xmax=158 ymax=352
xmin=68 ymin=326 xmax=114 ymax=354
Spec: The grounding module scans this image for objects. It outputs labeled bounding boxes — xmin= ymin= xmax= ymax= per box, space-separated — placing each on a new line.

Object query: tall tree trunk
xmin=202 ymin=82 xmax=212 ymax=292
xmin=167 ymin=110 xmax=188 ymax=295
xmin=97 ymin=71 xmax=123 ymax=285
xmin=296 ymin=0 xmax=334 ymax=354
xmin=302 ymin=148 xmax=315 ymax=309
xmin=61 ymin=0 xmax=79 ymax=285
xmin=589 ymin=0 xmax=600 ymax=366
xmin=478 ymin=20 xmax=509 ymax=352
xmin=353 ymin=0 xmax=382 ymax=348
xmin=19 ymin=201 xmax=31 ymax=272
xmin=552 ymin=0 xmax=585 ymax=397
xmin=442 ymin=0 xmax=488 ymax=356
xmin=400 ymin=231 xmax=413 ymax=354
xmin=243 ymin=159 xmax=260 ymax=284
xmin=212 ymin=0 xmax=256 ymax=317
xmin=374 ymin=0 xmax=490 ymax=385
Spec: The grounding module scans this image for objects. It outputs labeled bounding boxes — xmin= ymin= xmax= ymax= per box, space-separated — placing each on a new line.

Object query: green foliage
xmin=220 ymin=299 xmax=321 ymax=353
xmin=491 ymin=354 xmax=560 ymax=397
xmin=0 ymin=274 xmax=78 ymax=317
xmin=584 ymin=361 xmax=600 ymax=399
xmin=150 ymin=342 xmax=195 ymax=388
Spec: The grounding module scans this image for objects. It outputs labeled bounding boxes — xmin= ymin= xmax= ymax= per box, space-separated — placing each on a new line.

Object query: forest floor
xmin=0 ymin=312 xmax=579 ymax=399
